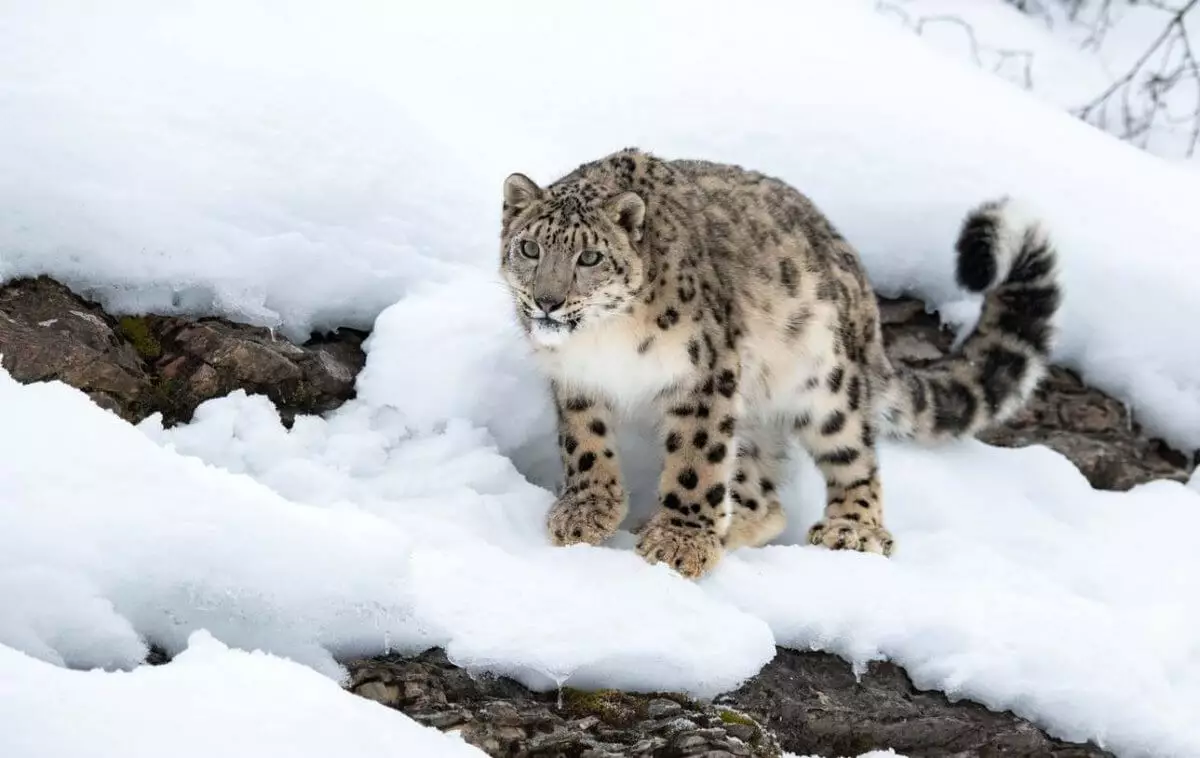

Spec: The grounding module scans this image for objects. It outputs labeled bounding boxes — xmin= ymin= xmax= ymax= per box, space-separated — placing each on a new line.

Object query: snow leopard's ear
xmin=503 ymin=173 xmax=542 ymax=213
xmin=605 ymin=191 xmax=645 ymax=243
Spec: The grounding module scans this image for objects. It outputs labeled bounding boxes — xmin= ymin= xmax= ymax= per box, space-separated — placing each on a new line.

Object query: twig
xmin=1074 ymin=0 xmax=1200 ymax=157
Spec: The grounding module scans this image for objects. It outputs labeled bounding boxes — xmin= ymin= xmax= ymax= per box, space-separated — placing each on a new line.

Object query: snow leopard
xmin=498 ymin=147 xmax=1060 ymax=578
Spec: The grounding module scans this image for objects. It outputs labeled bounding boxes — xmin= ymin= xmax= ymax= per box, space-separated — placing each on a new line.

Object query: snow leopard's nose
xmin=535 ymin=295 xmax=565 ymax=314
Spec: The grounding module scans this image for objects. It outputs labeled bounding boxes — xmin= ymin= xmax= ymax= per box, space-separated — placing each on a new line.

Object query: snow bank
xmin=135 ymin=268 xmax=1200 ymax=756
xmin=0 ymin=368 xmax=774 ymax=695
xmin=1 ymin=0 xmax=1198 ymax=448
xmin=0 ymin=631 xmax=484 ymax=758
xmin=875 ymin=0 xmax=1200 ymax=165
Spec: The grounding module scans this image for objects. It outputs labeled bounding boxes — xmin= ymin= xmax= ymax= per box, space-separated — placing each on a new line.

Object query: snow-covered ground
xmin=878 ymin=0 xmax=1200 ymax=164
xmin=3 ymin=0 xmax=1199 ymax=449
xmin=2 ymin=2 xmax=1200 ymax=757
xmin=0 ymin=631 xmax=484 ymax=758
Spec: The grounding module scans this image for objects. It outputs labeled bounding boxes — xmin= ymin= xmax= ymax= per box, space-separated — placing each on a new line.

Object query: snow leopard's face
xmin=499 ymin=173 xmax=647 ymax=347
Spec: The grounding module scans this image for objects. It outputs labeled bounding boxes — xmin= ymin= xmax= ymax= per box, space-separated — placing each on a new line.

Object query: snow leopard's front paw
xmin=635 ymin=513 xmax=724 ymax=578
xmin=546 ymin=488 xmax=626 ymax=547
xmin=807 ymin=517 xmax=894 ymax=556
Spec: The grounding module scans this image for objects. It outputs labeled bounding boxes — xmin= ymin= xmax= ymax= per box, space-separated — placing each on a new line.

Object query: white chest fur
xmin=536 ymin=315 xmax=693 ymax=413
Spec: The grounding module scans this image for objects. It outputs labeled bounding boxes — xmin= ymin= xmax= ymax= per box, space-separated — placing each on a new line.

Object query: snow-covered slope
xmin=2 ymin=2 xmax=1200 ymax=758
xmin=878 ymin=0 xmax=1200 ymax=164
xmin=1 ymin=0 xmax=1198 ymax=448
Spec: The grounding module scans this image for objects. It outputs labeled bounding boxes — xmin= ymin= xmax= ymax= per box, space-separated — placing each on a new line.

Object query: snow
xmin=5 ymin=272 xmax=1200 ymax=755
xmin=1 ymin=0 xmax=1199 ymax=449
xmin=880 ymin=0 xmax=1200 ymax=164
xmin=3 ymin=2 xmax=1200 ymax=758
xmin=0 ymin=630 xmax=484 ymax=758
xmin=0 ymin=369 xmax=774 ymax=695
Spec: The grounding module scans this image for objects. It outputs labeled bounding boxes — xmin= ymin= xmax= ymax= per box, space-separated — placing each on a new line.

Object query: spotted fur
xmin=499 ymin=148 xmax=1061 ymax=578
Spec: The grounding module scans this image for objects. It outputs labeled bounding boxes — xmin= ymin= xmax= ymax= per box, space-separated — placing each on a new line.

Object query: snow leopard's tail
xmin=875 ymin=198 xmax=1062 ymax=441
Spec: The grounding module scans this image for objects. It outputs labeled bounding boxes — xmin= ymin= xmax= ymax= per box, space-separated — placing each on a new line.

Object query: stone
xmin=646 ymin=698 xmax=684 ymax=719
xmin=342 ymin=648 xmax=1112 ymax=757
xmin=880 ymin=296 xmax=1196 ymax=490
xmin=345 ymin=650 xmax=782 ymax=757
xmin=136 ymin=315 xmax=366 ymax=425
xmin=0 ymin=277 xmax=366 ymax=425
xmin=720 ymin=648 xmax=1112 ymax=757
xmin=0 ymin=276 xmax=149 ymax=420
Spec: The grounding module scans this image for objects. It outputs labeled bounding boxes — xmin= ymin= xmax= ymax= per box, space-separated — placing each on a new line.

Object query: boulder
xmin=0 ymin=277 xmax=365 ymax=425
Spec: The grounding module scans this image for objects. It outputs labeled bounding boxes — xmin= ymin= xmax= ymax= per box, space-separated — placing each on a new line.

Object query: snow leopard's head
xmin=498 ymin=170 xmax=647 ymax=347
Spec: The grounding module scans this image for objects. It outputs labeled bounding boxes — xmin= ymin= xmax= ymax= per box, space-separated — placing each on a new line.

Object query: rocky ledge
xmin=0 ymin=276 xmax=366 ymax=425
xmin=3 ymin=276 xmax=1192 ymax=757
xmin=345 ymin=648 xmax=1111 ymax=757
xmin=348 ymin=650 xmax=781 ymax=758
xmin=878 ymin=298 xmax=1196 ymax=491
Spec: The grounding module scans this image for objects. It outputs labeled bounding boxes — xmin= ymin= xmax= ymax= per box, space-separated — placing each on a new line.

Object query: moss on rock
xmin=117 ymin=316 xmax=162 ymax=359
xmin=560 ymin=688 xmax=659 ymax=727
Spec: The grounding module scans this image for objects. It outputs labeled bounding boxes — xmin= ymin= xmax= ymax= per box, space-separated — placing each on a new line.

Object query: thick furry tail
xmin=876 ymin=198 xmax=1062 ymax=441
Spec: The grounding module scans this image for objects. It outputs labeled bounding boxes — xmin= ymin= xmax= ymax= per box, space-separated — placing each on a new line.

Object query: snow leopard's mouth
xmin=528 ymin=315 xmax=577 ymax=346
xmin=531 ymin=315 xmax=568 ymax=329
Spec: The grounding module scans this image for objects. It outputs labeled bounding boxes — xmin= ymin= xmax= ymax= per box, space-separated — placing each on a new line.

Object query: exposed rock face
xmin=879 ymin=298 xmax=1196 ymax=490
xmin=0 ymin=278 xmax=1186 ymax=756
xmin=347 ymin=650 xmax=781 ymax=758
xmin=0 ymin=276 xmax=149 ymax=417
xmin=127 ymin=314 xmax=366 ymax=425
xmin=0 ymin=277 xmax=365 ymax=425
xmin=721 ymin=649 xmax=1112 ymax=757
xmin=343 ymin=649 xmax=1110 ymax=758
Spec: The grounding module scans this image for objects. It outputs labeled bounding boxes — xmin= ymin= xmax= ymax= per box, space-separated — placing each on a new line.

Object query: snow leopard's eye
xmin=520 ymin=240 xmax=541 ymax=259
xmin=578 ymin=250 xmax=603 ymax=267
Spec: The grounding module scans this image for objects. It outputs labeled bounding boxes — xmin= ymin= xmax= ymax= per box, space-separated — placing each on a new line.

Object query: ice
xmin=1 ymin=0 xmax=1198 ymax=448
xmin=0 ymin=631 xmax=485 ymax=758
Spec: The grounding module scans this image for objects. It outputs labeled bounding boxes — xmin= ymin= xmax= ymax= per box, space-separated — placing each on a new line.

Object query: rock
xmin=647 ymin=698 xmax=684 ymax=719
xmin=131 ymin=315 xmax=366 ymax=425
xmin=345 ymin=650 xmax=781 ymax=757
xmin=880 ymin=296 xmax=1196 ymax=490
xmin=0 ymin=276 xmax=149 ymax=418
xmin=0 ymin=277 xmax=365 ymax=424
xmin=721 ymin=648 xmax=1112 ymax=757
xmin=344 ymin=648 xmax=1110 ymax=758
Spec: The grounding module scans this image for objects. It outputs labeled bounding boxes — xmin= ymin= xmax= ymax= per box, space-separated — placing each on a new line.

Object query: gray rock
xmin=0 ymin=276 xmax=149 ymax=418
xmin=0 ymin=277 xmax=365 ymax=425
xmin=343 ymin=648 xmax=1111 ymax=757
xmin=646 ymin=698 xmax=684 ymax=719
xmin=345 ymin=650 xmax=781 ymax=757
xmin=721 ymin=648 xmax=1112 ymax=757
xmin=880 ymin=296 xmax=1196 ymax=490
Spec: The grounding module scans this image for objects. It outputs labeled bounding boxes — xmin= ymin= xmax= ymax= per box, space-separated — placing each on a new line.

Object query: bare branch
xmin=1074 ymin=0 xmax=1200 ymax=157
xmin=878 ymin=2 xmax=1038 ymax=91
